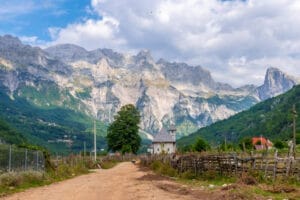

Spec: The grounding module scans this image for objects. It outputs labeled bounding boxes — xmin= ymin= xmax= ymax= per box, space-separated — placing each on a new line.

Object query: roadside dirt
xmin=0 ymin=162 xmax=245 ymax=200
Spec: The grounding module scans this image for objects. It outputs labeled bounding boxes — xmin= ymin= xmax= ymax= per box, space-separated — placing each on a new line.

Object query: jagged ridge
xmin=0 ymin=35 xmax=298 ymax=140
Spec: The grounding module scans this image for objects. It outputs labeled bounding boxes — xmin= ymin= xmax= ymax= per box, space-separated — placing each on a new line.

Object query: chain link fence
xmin=0 ymin=144 xmax=45 ymax=173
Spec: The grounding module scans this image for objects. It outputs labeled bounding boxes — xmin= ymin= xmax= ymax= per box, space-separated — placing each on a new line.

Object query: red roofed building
xmin=252 ymin=136 xmax=273 ymax=150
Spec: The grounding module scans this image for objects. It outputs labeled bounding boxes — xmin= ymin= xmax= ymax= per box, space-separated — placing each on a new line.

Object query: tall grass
xmin=0 ymin=157 xmax=91 ymax=197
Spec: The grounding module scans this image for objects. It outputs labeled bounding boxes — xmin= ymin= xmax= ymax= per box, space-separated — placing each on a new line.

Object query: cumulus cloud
xmin=49 ymin=17 xmax=126 ymax=50
xmin=49 ymin=0 xmax=300 ymax=86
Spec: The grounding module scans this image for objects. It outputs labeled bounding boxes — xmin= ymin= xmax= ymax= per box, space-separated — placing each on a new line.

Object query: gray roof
xmin=153 ymin=128 xmax=175 ymax=143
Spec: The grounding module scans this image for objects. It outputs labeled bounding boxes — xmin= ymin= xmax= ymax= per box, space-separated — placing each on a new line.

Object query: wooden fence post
xmin=273 ymin=150 xmax=278 ymax=181
xmin=194 ymin=159 xmax=197 ymax=175
xmin=234 ymin=153 xmax=238 ymax=174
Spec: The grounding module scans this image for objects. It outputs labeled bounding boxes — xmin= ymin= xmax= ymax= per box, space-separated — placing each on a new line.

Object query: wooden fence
xmin=140 ymin=151 xmax=300 ymax=180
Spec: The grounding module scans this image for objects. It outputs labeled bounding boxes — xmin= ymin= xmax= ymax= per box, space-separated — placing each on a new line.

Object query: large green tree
xmin=106 ymin=104 xmax=141 ymax=154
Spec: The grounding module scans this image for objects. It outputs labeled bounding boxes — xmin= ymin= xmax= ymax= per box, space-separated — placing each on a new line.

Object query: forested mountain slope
xmin=178 ymin=85 xmax=300 ymax=147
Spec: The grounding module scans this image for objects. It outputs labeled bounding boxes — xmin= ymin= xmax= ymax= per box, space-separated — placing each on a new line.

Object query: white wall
xmin=153 ymin=142 xmax=176 ymax=154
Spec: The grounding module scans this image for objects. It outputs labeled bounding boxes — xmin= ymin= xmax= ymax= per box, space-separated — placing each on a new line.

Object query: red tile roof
xmin=252 ymin=137 xmax=273 ymax=147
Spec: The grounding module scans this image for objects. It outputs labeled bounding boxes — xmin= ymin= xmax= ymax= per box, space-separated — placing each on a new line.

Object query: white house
xmin=152 ymin=125 xmax=176 ymax=154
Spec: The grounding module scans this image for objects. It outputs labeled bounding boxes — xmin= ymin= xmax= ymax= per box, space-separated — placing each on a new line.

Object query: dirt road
xmin=1 ymin=162 xmax=223 ymax=200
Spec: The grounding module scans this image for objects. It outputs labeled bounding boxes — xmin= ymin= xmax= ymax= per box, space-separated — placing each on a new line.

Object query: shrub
xmin=21 ymin=171 xmax=44 ymax=184
xmin=0 ymin=172 xmax=23 ymax=187
xmin=274 ymin=140 xmax=286 ymax=149
xmin=150 ymin=160 xmax=162 ymax=171
xmin=150 ymin=161 xmax=177 ymax=177
xmin=180 ymin=170 xmax=197 ymax=179
xmin=296 ymin=133 xmax=300 ymax=145
xmin=159 ymin=164 xmax=177 ymax=177
xmin=193 ymin=137 xmax=210 ymax=152
xmin=240 ymin=173 xmax=257 ymax=185
xmin=199 ymin=170 xmax=219 ymax=181
xmin=220 ymin=142 xmax=236 ymax=151
xmin=239 ymin=137 xmax=253 ymax=150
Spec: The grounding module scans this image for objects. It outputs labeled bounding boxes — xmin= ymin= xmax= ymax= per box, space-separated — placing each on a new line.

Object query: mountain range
xmin=0 ymin=34 xmax=299 ymax=150
xmin=177 ymin=84 xmax=300 ymax=147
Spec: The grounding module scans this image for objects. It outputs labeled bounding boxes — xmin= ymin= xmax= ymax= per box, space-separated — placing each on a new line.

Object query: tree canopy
xmin=193 ymin=137 xmax=210 ymax=152
xmin=106 ymin=104 xmax=141 ymax=154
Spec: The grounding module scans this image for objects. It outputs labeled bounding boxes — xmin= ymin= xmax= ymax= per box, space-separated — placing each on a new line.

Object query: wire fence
xmin=0 ymin=144 xmax=45 ymax=173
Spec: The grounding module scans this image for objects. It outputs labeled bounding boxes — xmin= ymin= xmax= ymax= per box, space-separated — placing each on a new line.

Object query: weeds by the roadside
xmin=0 ymin=158 xmax=90 ymax=197
xmin=0 ymin=171 xmax=46 ymax=196
xmin=143 ymin=160 xmax=300 ymax=199
xmin=0 ymin=155 xmax=124 ymax=197
xmin=100 ymin=160 xmax=119 ymax=169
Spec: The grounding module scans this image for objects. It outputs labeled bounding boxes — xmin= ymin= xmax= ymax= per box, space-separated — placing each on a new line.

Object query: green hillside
xmin=0 ymin=85 xmax=108 ymax=153
xmin=0 ymin=118 xmax=26 ymax=145
xmin=178 ymin=85 xmax=300 ymax=147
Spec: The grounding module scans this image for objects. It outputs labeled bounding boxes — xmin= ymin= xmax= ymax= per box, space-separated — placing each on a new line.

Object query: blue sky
xmin=0 ymin=0 xmax=95 ymax=41
xmin=0 ymin=0 xmax=299 ymax=86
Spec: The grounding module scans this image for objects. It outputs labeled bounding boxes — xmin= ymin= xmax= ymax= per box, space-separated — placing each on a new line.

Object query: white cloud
xmin=48 ymin=0 xmax=300 ymax=86
xmin=19 ymin=36 xmax=49 ymax=47
xmin=49 ymin=17 xmax=126 ymax=50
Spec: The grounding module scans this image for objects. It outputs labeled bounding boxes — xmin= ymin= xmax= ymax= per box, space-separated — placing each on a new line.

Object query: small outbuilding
xmin=252 ymin=136 xmax=273 ymax=150
xmin=152 ymin=125 xmax=176 ymax=154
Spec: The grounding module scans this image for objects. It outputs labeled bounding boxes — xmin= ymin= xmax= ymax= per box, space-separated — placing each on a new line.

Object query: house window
xmin=167 ymin=148 xmax=170 ymax=152
xmin=157 ymin=148 xmax=159 ymax=152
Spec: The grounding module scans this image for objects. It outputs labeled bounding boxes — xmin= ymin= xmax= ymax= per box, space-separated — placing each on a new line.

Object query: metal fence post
xmin=25 ymin=149 xmax=28 ymax=171
xmin=56 ymin=152 xmax=59 ymax=166
xmin=36 ymin=151 xmax=39 ymax=170
xmin=8 ymin=145 xmax=12 ymax=172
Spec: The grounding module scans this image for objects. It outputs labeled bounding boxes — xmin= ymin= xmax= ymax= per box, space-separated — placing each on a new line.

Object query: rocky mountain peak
xmin=45 ymin=44 xmax=89 ymax=63
xmin=158 ymin=60 xmax=217 ymax=90
xmin=136 ymin=49 xmax=153 ymax=60
xmin=0 ymin=35 xmax=48 ymax=68
xmin=46 ymin=44 xmax=87 ymax=54
xmin=257 ymin=67 xmax=297 ymax=100
xmin=130 ymin=49 xmax=155 ymax=71
xmin=0 ymin=35 xmax=23 ymax=47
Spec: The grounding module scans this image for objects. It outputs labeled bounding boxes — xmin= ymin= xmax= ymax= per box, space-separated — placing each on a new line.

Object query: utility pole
xmin=83 ymin=141 xmax=86 ymax=157
xmin=292 ymin=104 xmax=297 ymax=158
xmin=94 ymin=120 xmax=97 ymax=162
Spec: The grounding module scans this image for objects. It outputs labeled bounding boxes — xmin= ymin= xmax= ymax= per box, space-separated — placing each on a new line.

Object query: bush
xmin=150 ymin=161 xmax=177 ymax=177
xmin=274 ymin=140 xmax=286 ymax=149
xmin=160 ymin=164 xmax=177 ymax=177
xmin=220 ymin=142 xmax=236 ymax=151
xmin=0 ymin=172 xmax=23 ymax=187
xmin=150 ymin=160 xmax=162 ymax=171
xmin=178 ymin=145 xmax=193 ymax=153
xmin=193 ymin=137 xmax=210 ymax=152
xmin=21 ymin=171 xmax=44 ymax=184
xmin=239 ymin=137 xmax=253 ymax=150
xmin=180 ymin=170 xmax=197 ymax=179
xmin=240 ymin=173 xmax=257 ymax=185
xmin=199 ymin=170 xmax=219 ymax=181
xmin=0 ymin=171 xmax=44 ymax=188
xmin=296 ymin=133 xmax=300 ymax=145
